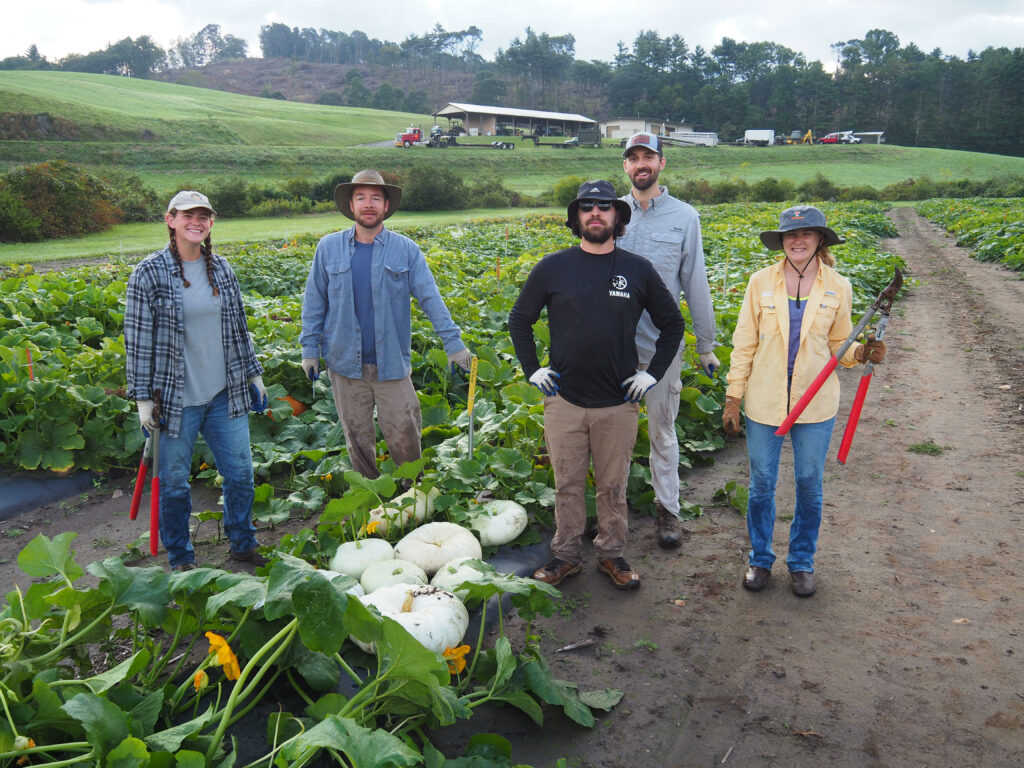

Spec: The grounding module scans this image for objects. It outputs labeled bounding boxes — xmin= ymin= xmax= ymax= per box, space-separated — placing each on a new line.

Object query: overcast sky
xmin=4 ymin=0 xmax=1022 ymax=67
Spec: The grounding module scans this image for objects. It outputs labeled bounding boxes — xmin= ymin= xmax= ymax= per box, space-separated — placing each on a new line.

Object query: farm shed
xmin=600 ymin=117 xmax=692 ymax=139
xmin=432 ymin=102 xmax=596 ymax=137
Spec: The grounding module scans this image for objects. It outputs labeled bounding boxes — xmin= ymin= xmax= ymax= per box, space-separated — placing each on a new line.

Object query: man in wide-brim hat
xmin=300 ymin=169 xmax=472 ymax=478
xmin=509 ymin=179 xmax=685 ymax=592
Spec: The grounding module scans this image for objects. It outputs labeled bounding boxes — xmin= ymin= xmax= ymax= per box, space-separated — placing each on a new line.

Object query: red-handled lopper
xmin=836 ymin=290 xmax=897 ymax=464
xmin=775 ymin=269 xmax=903 ymax=438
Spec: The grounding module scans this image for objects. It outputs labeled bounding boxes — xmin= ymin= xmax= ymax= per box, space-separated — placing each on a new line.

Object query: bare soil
xmin=3 ymin=209 xmax=1023 ymax=766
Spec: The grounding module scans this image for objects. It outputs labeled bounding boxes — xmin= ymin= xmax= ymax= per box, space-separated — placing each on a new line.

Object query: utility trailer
xmin=525 ymin=125 xmax=602 ymax=148
xmin=739 ymin=129 xmax=775 ymax=147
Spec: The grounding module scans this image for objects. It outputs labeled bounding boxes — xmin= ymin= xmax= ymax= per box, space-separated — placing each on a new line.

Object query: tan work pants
xmin=328 ymin=365 xmax=422 ymax=478
xmin=543 ymin=396 xmax=639 ymax=564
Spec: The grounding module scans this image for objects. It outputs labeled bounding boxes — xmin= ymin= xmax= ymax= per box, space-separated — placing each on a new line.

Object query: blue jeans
xmin=745 ymin=417 xmax=835 ymax=573
xmin=158 ymin=389 xmax=258 ymax=567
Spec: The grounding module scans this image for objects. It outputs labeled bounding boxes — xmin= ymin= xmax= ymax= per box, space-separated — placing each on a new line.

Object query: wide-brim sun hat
xmin=334 ymin=169 xmax=403 ymax=220
xmin=759 ymin=205 xmax=844 ymax=251
xmin=565 ymin=179 xmax=631 ymax=228
xmin=167 ymin=190 xmax=216 ymax=215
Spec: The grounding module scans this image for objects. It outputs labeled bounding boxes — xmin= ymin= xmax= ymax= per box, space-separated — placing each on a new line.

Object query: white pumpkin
xmin=394 ymin=521 xmax=482 ymax=576
xmin=430 ymin=556 xmax=491 ymax=601
xmin=360 ymin=558 xmax=428 ymax=594
xmin=354 ymin=583 xmax=469 ymax=654
xmin=329 ymin=538 xmax=394 ymax=579
xmin=465 ymin=500 xmax=529 ymax=546
xmin=317 ymin=569 xmax=366 ymax=597
xmin=367 ymin=487 xmax=441 ymax=536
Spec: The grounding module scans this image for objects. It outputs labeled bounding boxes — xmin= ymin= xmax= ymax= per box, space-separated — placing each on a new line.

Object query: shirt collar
xmin=629 ymin=186 xmax=668 ymax=209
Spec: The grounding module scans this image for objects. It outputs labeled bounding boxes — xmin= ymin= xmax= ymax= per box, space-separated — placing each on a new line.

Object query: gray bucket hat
xmin=334 ymin=169 xmax=403 ymax=220
xmin=566 ymin=179 xmax=631 ymax=228
xmin=759 ymin=205 xmax=845 ymax=251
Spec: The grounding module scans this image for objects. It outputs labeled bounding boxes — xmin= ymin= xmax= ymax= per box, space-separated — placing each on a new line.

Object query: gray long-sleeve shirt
xmin=617 ymin=187 xmax=717 ymax=360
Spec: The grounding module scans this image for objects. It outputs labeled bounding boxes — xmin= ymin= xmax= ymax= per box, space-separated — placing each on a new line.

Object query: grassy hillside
xmin=3 ymin=71 xmax=1024 ymax=198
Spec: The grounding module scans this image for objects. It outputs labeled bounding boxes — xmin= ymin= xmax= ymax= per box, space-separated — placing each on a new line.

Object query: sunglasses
xmin=578 ymin=201 xmax=614 ymax=212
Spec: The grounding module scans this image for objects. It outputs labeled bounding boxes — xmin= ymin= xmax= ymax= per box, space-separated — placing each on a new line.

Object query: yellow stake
xmin=467 ymin=356 xmax=478 ymax=416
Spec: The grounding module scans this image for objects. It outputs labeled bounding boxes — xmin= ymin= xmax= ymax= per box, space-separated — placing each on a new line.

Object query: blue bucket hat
xmin=759 ymin=205 xmax=845 ymax=251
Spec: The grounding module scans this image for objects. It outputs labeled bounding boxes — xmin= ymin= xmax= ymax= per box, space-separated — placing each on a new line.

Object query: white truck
xmin=741 ymin=129 xmax=775 ymax=147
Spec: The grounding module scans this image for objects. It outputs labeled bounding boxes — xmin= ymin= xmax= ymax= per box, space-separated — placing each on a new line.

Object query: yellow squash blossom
xmin=364 ymin=519 xmax=381 ymax=536
xmin=443 ymin=644 xmax=470 ymax=675
xmin=205 ymin=631 xmax=241 ymax=681
xmin=193 ymin=670 xmax=210 ymax=691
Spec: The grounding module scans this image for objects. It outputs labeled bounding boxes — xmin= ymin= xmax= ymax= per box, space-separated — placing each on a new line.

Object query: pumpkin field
xmin=0 ymin=199 xmax=917 ymax=766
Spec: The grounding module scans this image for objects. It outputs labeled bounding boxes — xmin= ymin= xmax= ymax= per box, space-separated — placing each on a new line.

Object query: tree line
xmin=3 ymin=25 xmax=1022 ymax=156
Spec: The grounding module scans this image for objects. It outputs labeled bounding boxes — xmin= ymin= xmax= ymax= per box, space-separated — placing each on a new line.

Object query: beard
xmin=355 ymin=209 xmax=385 ymax=228
xmin=629 ymin=167 xmax=660 ymax=191
xmin=581 ymin=219 xmax=615 ymax=244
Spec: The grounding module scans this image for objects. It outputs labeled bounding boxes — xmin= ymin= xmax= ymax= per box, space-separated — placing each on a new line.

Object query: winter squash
xmin=367 ymin=487 xmax=441 ymax=536
xmin=354 ymin=583 xmax=469 ymax=654
xmin=429 ymin=556 xmax=492 ymax=601
xmin=328 ymin=538 xmax=394 ymax=579
xmin=465 ymin=500 xmax=529 ymax=546
xmin=360 ymin=558 xmax=429 ymax=594
xmin=394 ymin=522 xmax=482 ymax=576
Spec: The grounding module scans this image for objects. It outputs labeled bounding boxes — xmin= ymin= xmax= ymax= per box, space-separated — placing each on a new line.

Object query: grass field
xmin=0 ymin=207 xmax=562 ymax=265
xmin=4 ymin=71 xmax=1024 ymax=197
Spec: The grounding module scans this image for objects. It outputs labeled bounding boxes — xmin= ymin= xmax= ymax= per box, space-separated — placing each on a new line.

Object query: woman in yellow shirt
xmin=722 ymin=206 xmax=885 ymax=597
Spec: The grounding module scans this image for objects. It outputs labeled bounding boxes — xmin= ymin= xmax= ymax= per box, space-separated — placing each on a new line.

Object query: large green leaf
xmin=143 ymin=708 xmax=214 ymax=752
xmin=293 ymin=573 xmax=355 ymax=656
xmin=279 ymin=715 xmax=421 ymax=768
xmin=61 ymin=692 xmax=131 ymax=760
xmin=17 ymin=532 xmax=84 ymax=581
xmin=106 ymin=736 xmax=150 ymax=768
xmin=81 ymin=650 xmax=151 ymax=694
xmin=521 ymin=657 xmax=594 ymax=727
xmin=87 ymin=558 xmax=169 ymax=626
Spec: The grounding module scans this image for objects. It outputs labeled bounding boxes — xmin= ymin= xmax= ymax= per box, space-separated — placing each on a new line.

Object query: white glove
xmin=301 ymin=358 xmax=321 ymax=381
xmin=621 ymin=371 xmax=657 ymax=403
xmin=699 ymin=351 xmax=720 ymax=377
xmin=248 ymin=375 xmax=268 ymax=412
xmin=529 ymin=367 xmax=561 ymax=396
xmin=447 ymin=348 xmax=472 ymax=372
xmin=137 ymin=399 xmax=157 ymax=433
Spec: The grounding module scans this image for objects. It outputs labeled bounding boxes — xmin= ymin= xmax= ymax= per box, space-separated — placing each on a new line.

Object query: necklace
xmin=785 ymin=256 xmax=815 ymax=307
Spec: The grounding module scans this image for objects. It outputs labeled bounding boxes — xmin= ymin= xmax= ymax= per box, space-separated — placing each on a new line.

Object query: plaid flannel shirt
xmin=124 ymin=247 xmax=263 ymax=438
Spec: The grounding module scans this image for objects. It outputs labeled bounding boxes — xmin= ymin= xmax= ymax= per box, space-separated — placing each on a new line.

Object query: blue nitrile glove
xmin=699 ymin=351 xmax=720 ymax=378
xmin=248 ymin=376 xmax=269 ymax=413
xmin=529 ymin=367 xmax=561 ymax=396
xmin=301 ymin=358 xmax=321 ymax=381
xmin=621 ymin=370 xmax=657 ymax=403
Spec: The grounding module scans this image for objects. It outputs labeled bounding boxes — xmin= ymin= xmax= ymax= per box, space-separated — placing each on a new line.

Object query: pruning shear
xmin=775 ymin=269 xmax=904 ymax=440
xmin=129 ymin=392 xmax=163 ymax=556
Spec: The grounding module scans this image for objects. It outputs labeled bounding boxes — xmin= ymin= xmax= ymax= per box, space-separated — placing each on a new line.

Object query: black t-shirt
xmin=508 ymin=245 xmax=685 ymax=408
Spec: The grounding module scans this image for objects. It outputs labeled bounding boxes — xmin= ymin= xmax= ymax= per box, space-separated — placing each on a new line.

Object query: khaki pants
xmin=328 ymin=365 xmax=421 ymax=478
xmin=543 ymin=396 xmax=639 ymax=563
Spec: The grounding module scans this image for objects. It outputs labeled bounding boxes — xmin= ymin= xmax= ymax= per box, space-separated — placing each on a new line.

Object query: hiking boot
xmin=171 ymin=562 xmax=197 ymax=573
xmin=229 ymin=548 xmax=270 ymax=567
xmin=743 ymin=566 xmax=771 ymax=591
xmin=597 ymin=557 xmax=641 ymax=590
xmin=655 ymin=503 xmax=682 ymax=549
xmin=533 ymin=558 xmax=582 ymax=586
xmin=790 ymin=570 xmax=817 ymax=597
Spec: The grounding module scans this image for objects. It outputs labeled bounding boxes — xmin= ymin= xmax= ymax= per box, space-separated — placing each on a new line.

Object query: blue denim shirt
xmin=300 ymin=226 xmax=466 ymax=381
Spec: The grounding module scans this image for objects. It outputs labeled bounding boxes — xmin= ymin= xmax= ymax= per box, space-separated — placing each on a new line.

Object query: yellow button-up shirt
xmin=726 ymin=259 xmax=861 ymax=426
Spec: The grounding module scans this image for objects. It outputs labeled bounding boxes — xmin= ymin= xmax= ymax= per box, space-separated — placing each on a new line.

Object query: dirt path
xmin=2 ymin=210 xmax=1023 ymax=766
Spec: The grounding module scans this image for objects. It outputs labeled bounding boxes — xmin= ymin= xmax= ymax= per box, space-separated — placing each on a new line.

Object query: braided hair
xmin=167 ymin=214 xmax=219 ymax=296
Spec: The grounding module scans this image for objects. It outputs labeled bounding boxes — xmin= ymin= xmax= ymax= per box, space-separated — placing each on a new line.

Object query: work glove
xmin=699 ymin=351 xmax=720 ymax=377
xmin=448 ymin=348 xmax=473 ymax=373
xmin=301 ymin=358 xmax=321 ymax=381
xmin=621 ymin=370 xmax=657 ymax=403
xmin=529 ymin=367 xmax=561 ymax=396
xmin=248 ymin=376 xmax=269 ymax=413
xmin=722 ymin=396 xmax=742 ymax=436
xmin=854 ymin=336 xmax=886 ymax=365
xmin=137 ymin=399 xmax=158 ymax=435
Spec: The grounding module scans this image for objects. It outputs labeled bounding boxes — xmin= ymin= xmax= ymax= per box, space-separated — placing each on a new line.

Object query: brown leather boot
xmin=655 ymin=503 xmax=682 ymax=549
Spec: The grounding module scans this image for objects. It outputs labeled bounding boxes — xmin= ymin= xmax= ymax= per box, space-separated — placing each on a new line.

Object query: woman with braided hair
xmin=125 ymin=191 xmax=269 ymax=572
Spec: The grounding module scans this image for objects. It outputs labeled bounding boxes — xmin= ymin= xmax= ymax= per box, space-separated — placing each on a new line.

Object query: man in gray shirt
xmin=617 ymin=132 xmax=719 ymax=549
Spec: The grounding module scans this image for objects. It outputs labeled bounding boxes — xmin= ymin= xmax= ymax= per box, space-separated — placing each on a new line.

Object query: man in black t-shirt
xmin=509 ymin=180 xmax=684 ymax=590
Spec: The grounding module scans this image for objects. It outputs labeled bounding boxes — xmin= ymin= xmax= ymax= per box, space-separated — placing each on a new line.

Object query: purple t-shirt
xmin=787 ymin=296 xmax=806 ymax=379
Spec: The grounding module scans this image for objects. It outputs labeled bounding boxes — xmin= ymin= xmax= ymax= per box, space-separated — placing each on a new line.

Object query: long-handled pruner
xmin=467 ymin=356 xmax=479 ymax=460
xmin=837 ymin=291 xmax=897 ymax=464
xmin=776 ymin=269 xmax=904 ymax=438
xmin=129 ymin=395 xmax=163 ymax=556
xmin=129 ymin=434 xmax=152 ymax=522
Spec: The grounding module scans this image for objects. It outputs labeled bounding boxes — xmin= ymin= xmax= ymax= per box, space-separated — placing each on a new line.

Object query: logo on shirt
xmin=609 ymin=274 xmax=630 ymax=298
